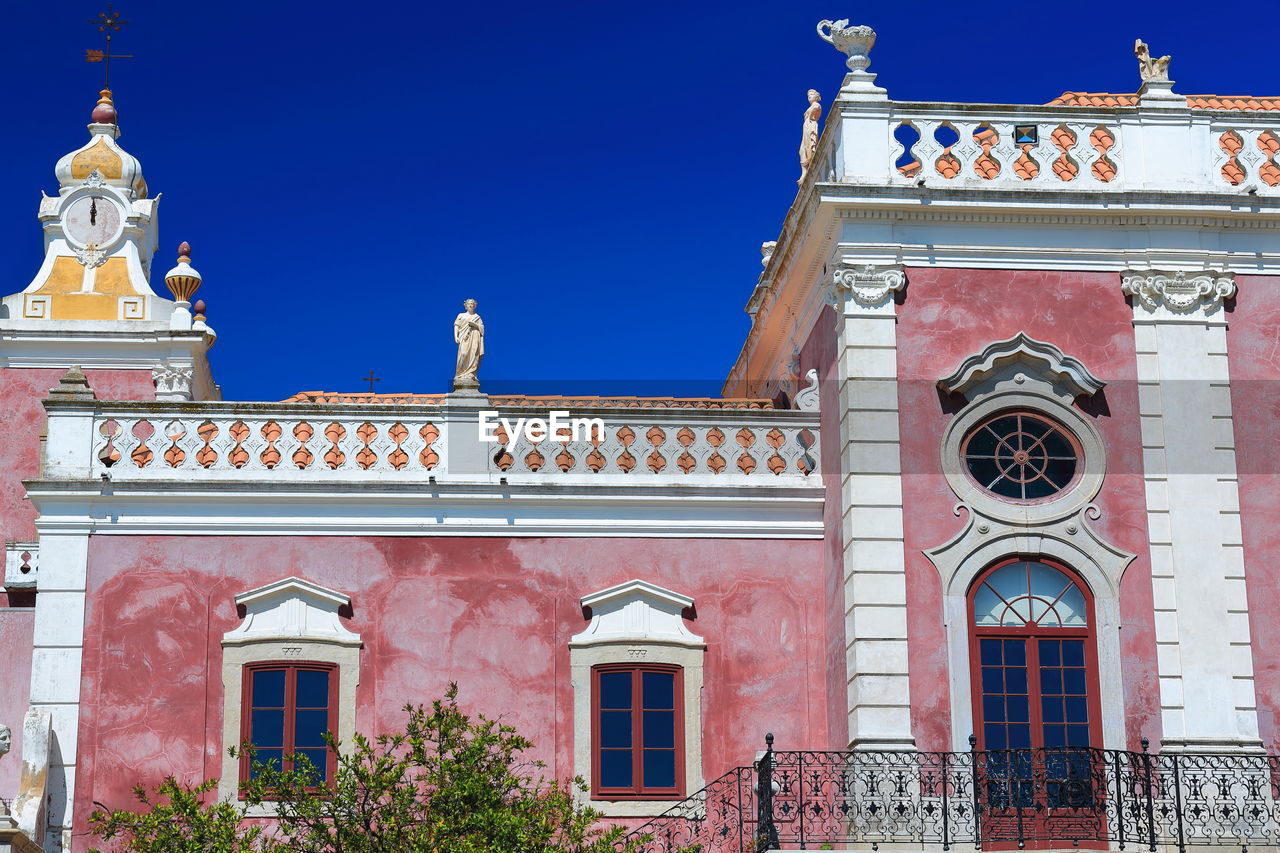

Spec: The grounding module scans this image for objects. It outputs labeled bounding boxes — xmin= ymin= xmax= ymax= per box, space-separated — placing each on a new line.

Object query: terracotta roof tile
xmin=283 ymin=391 xmax=776 ymax=410
xmin=1049 ymin=92 xmax=1280 ymax=110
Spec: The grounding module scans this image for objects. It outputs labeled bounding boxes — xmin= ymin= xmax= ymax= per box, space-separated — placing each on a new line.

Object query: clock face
xmin=64 ymin=194 xmax=123 ymax=248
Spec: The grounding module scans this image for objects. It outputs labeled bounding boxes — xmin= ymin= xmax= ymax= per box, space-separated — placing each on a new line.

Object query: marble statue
xmin=798 ymin=89 xmax=822 ymax=186
xmin=0 ymin=724 xmax=9 ymax=759
xmin=1135 ymin=39 xmax=1171 ymax=82
xmin=453 ymin=299 xmax=484 ymax=390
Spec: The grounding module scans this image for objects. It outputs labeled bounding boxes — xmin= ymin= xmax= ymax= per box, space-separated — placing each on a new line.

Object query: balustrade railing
xmin=82 ymin=403 xmax=820 ymax=484
xmin=807 ymin=100 xmax=1280 ymax=197
xmin=625 ymin=739 xmax=1280 ymax=852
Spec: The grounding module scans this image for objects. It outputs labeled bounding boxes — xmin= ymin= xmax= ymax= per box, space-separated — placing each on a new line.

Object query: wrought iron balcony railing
xmin=625 ymin=736 xmax=1280 ymax=853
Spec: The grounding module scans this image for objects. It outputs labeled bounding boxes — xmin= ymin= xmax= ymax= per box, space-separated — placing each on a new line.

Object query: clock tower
xmin=0 ymin=90 xmax=219 ymax=401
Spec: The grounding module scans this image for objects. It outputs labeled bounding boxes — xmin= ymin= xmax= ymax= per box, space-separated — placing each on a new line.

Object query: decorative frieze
xmin=1121 ymin=270 xmax=1236 ymax=313
xmin=826 ymin=263 xmax=906 ymax=309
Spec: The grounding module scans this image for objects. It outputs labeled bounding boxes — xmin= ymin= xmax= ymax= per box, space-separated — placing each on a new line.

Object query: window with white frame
xmin=218 ymin=577 xmax=361 ymax=804
xmin=569 ymin=579 xmax=705 ymax=816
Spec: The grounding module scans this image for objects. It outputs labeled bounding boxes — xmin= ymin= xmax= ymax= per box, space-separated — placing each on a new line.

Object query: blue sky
xmin=3 ymin=2 xmax=1274 ymax=401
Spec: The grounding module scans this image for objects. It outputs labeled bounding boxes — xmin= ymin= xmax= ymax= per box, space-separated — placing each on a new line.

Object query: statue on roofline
xmin=1135 ymin=39 xmax=1171 ymax=83
xmin=453 ymin=299 xmax=484 ymax=391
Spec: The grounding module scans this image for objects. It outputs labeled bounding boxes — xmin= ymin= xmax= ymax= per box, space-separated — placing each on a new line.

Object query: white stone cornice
xmin=825 ymin=263 xmax=906 ymax=309
xmin=1121 ymin=269 xmax=1236 ymax=314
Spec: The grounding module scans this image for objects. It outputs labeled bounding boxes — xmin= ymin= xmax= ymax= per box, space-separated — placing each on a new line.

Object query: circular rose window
xmin=961 ymin=411 xmax=1081 ymax=502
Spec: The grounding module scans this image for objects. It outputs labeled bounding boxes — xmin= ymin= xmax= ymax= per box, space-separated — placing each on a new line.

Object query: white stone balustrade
xmin=79 ymin=402 xmax=819 ymax=485
xmin=810 ymin=99 xmax=1280 ymax=196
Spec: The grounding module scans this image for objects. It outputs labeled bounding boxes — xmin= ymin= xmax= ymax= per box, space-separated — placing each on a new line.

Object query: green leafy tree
xmin=89 ymin=685 xmax=647 ymax=853
xmin=86 ymin=777 xmax=264 ymax=853
xmin=238 ymin=683 xmax=642 ymax=853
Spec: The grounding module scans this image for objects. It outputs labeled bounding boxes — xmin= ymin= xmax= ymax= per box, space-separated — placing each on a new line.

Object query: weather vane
xmin=85 ymin=4 xmax=133 ymax=90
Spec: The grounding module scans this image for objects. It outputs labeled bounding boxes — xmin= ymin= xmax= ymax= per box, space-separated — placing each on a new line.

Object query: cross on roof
xmin=363 ymin=370 xmax=381 ymax=392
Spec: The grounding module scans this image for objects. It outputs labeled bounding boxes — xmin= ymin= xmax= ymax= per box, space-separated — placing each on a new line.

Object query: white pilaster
xmin=29 ymin=372 xmax=98 ymax=851
xmin=1124 ymin=270 xmax=1261 ymax=753
xmin=829 ymin=262 xmax=914 ymax=750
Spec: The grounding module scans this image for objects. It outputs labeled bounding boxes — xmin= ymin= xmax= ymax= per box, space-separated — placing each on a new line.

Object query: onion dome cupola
xmin=53 ymin=89 xmax=147 ymax=200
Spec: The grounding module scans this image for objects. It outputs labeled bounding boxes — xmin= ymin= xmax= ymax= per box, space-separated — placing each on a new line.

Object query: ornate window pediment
xmin=223 ymin=577 xmax=361 ymax=647
xmin=570 ymin=579 xmax=705 ymax=649
xmin=937 ymin=333 xmax=1105 ymax=404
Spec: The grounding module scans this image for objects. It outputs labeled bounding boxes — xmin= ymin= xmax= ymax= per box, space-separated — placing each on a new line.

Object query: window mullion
xmin=633 ymin=668 xmax=644 ymax=794
xmin=1027 ymin=637 xmax=1044 ymax=751
xmin=284 ymin=666 xmax=297 ymax=774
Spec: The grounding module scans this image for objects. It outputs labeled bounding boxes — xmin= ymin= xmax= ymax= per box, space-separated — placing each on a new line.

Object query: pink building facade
xmin=4 ymin=23 xmax=1280 ymax=853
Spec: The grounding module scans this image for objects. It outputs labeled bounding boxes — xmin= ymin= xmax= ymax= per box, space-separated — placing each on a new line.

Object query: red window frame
xmin=968 ymin=557 xmax=1103 ymax=752
xmin=968 ymin=557 xmax=1106 ymax=850
xmin=590 ymin=663 xmax=685 ymax=799
xmin=238 ymin=661 xmax=338 ymax=789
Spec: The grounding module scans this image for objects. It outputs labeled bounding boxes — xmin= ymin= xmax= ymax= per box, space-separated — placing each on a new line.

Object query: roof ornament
xmin=85 ymin=5 xmax=133 ymax=95
xmin=798 ymin=89 xmax=822 ymax=186
xmin=816 ymin=19 xmax=884 ymax=94
xmin=452 ymin=299 xmax=484 ymax=393
xmin=1134 ymin=39 xmax=1171 ymax=83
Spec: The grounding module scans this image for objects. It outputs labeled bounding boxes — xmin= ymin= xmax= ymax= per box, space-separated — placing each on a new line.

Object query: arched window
xmin=969 ymin=559 xmax=1102 ymax=752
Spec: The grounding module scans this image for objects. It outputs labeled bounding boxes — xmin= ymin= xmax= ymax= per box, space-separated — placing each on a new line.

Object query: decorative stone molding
xmin=152 ymin=363 xmax=194 ymax=401
xmin=938 ymin=332 xmax=1106 ymax=403
xmin=82 ymin=169 xmax=106 ymax=188
xmin=570 ymin=579 xmax=704 ymax=649
xmin=794 ymin=369 xmax=820 ymax=412
xmin=1121 ymin=270 xmax=1236 ymax=313
xmin=222 ymin=577 xmax=361 ymax=647
xmin=825 ymin=263 xmax=906 ymax=308
xmin=760 ymin=241 xmax=776 ymax=268
xmin=924 ymin=509 xmax=1134 ymax=750
xmin=73 ymin=246 xmax=106 ymax=269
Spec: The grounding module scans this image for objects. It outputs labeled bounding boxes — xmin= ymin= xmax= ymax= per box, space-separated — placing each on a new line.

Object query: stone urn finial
xmin=816 ymin=20 xmax=884 ymax=94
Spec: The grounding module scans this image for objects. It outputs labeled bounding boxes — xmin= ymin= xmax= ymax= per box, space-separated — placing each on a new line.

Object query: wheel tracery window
xmin=961 ymin=412 xmax=1081 ymax=503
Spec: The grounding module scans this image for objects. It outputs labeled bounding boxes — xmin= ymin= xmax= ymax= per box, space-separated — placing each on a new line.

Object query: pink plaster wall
xmin=1224 ymin=277 xmax=1280 ymax=752
xmin=0 ymin=367 xmax=156 ymax=542
xmin=0 ymin=608 xmax=34 ymax=799
xmin=73 ymin=535 xmax=826 ymax=840
xmin=895 ymin=268 xmax=1158 ymax=750
xmin=800 ymin=305 xmax=849 ymax=749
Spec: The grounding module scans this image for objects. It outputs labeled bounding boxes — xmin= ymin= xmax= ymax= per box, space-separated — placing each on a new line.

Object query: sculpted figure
xmin=453 ymin=299 xmax=484 ymax=390
xmin=798 ymin=89 xmax=822 ymax=186
xmin=1135 ymin=39 xmax=1171 ymax=82
xmin=0 ymin=724 xmax=9 ymax=758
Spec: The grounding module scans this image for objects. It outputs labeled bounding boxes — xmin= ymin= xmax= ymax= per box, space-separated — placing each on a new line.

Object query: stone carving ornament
xmin=798 ymin=89 xmax=822 ymax=186
xmin=453 ymin=299 xmax=484 ymax=390
xmin=1121 ymin=270 xmax=1236 ymax=312
xmin=816 ymin=19 xmax=876 ymax=73
xmin=826 ymin=263 xmax=906 ymax=308
xmin=1134 ymin=39 xmax=1171 ymax=83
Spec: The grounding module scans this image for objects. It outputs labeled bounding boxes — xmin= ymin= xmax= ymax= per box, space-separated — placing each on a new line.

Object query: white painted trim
xmin=25 ymin=483 xmax=825 ymax=539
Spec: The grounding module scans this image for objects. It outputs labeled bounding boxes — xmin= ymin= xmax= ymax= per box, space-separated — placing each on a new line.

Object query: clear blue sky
xmin=3 ymin=2 xmax=1274 ymax=401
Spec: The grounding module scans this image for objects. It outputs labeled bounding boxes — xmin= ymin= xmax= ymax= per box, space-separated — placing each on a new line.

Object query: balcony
xmin=29 ymin=391 xmax=823 ymax=538
xmin=627 ymin=739 xmax=1280 ymax=852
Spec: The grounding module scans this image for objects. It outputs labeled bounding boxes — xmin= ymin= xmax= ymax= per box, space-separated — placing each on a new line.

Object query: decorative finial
xmin=798 ymin=89 xmax=822 ymax=186
xmin=90 ymin=88 xmax=117 ymax=125
xmin=1135 ymin=39 xmax=1171 ymax=84
xmin=164 ymin=241 xmax=202 ymax=304
xmin=761 ymin=241 xmax=777 ymax=268
xmin=48 ymin=366 xmax=96 ymax=401
xmin=816 ymin=20 xmax=883 ymax=93
xmin=192 ymin=299 xmax=207 ymax=323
